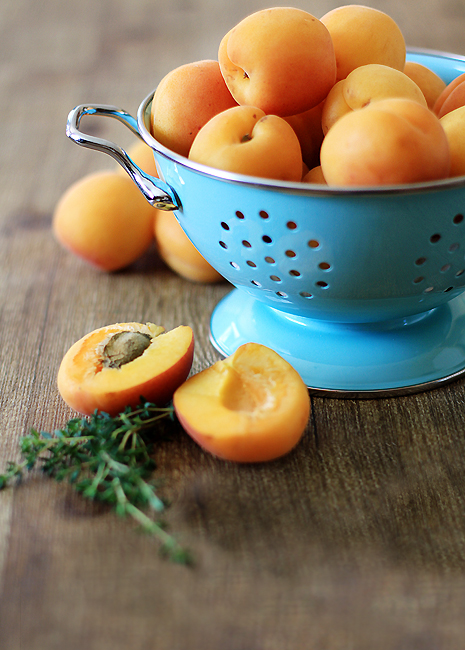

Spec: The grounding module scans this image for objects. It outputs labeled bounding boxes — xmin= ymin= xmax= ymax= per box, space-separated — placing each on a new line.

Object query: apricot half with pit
xmin=173 ymin=343 xmax=310 ymax=463
xmin=57 ymin=322 xmax=194 ymax=416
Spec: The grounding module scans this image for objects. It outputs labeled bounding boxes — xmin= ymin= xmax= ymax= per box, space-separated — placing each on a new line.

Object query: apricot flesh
xmin=173 ymin=343 xmax=310 ymax=463
xmin=57 ymin=322 xmax=194 ymax=416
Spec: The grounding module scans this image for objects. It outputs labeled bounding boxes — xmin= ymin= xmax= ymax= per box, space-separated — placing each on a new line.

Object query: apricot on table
xmin=440 ymin=106 xmax=465 ymax=177
xmin=154 ymin=212 xmax=224 ymax=283
xmin=53 ymin=171 xmax=156 ymax=272
xmin=173 ymin=342 xmax=310 ymax=463
xmin=150 ymin=59 xmax=237 ymax=158
xmin=403 ymin=61 xmax=446 ymax=109
xmin=320 ymin=5 xmax=406 ymax=81
xmin=57 ymin=322 xmax=195 ymax=416
xmin=188 ymin=105 xmax=303 ymax=181
xmin=218 ymin=7 xmax=336 ymax=116
xmin=320 ymin=97 xmax=450 ymax=186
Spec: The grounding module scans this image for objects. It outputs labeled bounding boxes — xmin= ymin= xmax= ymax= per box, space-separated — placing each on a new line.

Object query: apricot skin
xmin=320 ymin=5 xmax=406 ymax=81
xmin=218 ymin=7 xmax=336 ymax=116
xmin=154 ymin=213 xmax=224 ymax=283
xmin=57 ymin=322 xmax=194 ymax=416
xmin=434 ymin=73 xmax=465 ymax=116
xmin=320 ymin=98 xmax=450 ymax=187
xmin=150 ymin=60 xmax=237 ymax=158
xmin=53 ymin=171 xmax=156 ymax=272
xmin=189 ymin=105 xmax=303 ymax=181
xmin=173 ymin=343 xmax=310 ymax=463
xmin=440 ymin=106 xmax=465 ymax=177
xmin=403 ymin=61 xmax=446 ymax=109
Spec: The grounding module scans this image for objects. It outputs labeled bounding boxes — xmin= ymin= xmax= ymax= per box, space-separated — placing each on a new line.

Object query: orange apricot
xmin=53 ymin=171 xmax=156 ymax=272
xmin=321 ymin=5 xmax=406 ymax=81
xmin=188 ymin=105 xmax=303 ymax=181
xmin=218 ymin=7 xmax=336 ymax=116
xmin=173 ymin=342 xmax=310 ymax=463
xmin=320 ymin=97 xmax=450 ymax=186
xmin=57 ymin=322 xmax=195 ymax=416
xmin=150 ymin=60 xmax=237 ymax=158
xmin=433 ymin=72 xmax=465 ymax=116
xmin=403 ymin=61 xmax=446 ymax=109
xmin=440 ymin=106 xmax=465 ymax=177
xmin=284 ymin=102 xmax=325 ymax=170
xmin=436 ymin=80 xmax=465 ymax=118
xmin=302 ymin=165 xmax=327 ymax=184
xmin=154 ymin=213 xmax=224 ymax=283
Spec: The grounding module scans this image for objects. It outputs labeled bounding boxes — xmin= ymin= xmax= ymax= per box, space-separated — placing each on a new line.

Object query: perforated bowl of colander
xmin=66 ymin=48 xmax=465 ymax=397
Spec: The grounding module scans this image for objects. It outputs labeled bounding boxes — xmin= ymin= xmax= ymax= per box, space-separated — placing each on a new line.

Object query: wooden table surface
xmin=2 ymin=1 xmax=465 ymax=648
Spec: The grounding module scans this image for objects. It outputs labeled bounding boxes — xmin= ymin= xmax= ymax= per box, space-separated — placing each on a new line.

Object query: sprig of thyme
xmin=0 ymin=402 xmax=193 ymax=565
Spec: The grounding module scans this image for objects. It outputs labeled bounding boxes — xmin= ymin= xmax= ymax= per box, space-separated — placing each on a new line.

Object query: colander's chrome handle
xmin=66 ymin=104 xmax=180 ymax=211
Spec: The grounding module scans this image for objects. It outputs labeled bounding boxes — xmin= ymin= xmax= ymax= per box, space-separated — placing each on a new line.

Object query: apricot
xmin=302 ymin=165 xmax=327 ymax=185
xmin=322 ymin=64 xmax=426 ymax=133
xmin=284 ymin=102 xmax=325 ymax=170
xmin=320 ymin=5 xmax=406 ymax=81
xmin=188 ymin=105 xmax=303 ymax=182
xmin=154 ymin=212 xmax=224 ymax=283
xmin=436 ymin=80 xmax=465 ymax=118
xmin=433 ymin=73 xmax=465 ymax=116
xmin=53 ymin=171 xmax=156 ymax=272
xmin=173 ymin=343 xmax=310 ymax=463
xmin=403 ymin=61 xmax=446 ymax=109
xmin=320 ymin=97 xmax=450 ymax=186
xmin=218 ymin=7 xmax=336 ymax=116
xmin=57 ymin=322 xmax=195 ymax=416
xmin=150 ymin=59 xmax=237 ymax=158
xmin=440 ymin=106 xmax=465 ymax=177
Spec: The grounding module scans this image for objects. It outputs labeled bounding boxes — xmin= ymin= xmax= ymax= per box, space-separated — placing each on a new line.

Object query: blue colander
xmin=66 ymin=48 xmax=465 ymax=397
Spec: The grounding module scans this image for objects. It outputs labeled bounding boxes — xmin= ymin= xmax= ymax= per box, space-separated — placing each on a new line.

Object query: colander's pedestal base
xmin=209 ymin=289 xmax=465 ymax=398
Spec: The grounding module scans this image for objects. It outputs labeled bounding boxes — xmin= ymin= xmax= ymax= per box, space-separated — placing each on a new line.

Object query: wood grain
xmin=1 ymin=1 xmax=465 ymax=648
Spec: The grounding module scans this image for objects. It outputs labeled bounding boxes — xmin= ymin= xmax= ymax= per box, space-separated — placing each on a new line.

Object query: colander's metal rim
xmin=137 ymin=46 xmax=465 ymax=198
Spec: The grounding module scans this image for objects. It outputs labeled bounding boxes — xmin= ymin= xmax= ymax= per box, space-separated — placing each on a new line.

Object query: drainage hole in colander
xmin=265 ymin=256 xmax=275 ymax=264
xmin=300 ymin=291 xmax=313 ymax=299
xmin=415 ymin=257 xmax=427 ymax=266
xmin=449 ymin=243 xmax=460 ymax=253
xmin=289 ymin=270 xmax=301 ymax=277
xmin=221 ymin=222 xmax=230 ymax=230
xmin=424 ymin=286 xmax=434 ymax=293
xmin=287 ymin=221 xmax=297 ymax=230
xmin=230 ymin=262 xmax=240 ymax=270
xmin=236 ymin=210 xmax=245 ymax=219
xmin=456 ymin=269 xmax=464 ymax=277
xmin=285 ymin=250 xmax=296 ymax=258
xmin=441 ymin=264 xmax=452 ymax=273
xmin=413 ymin=276 xmax=424 ymax=284
xmin=316 ymin=281 xmax=329 ymax=289
xmin=242 ymin=240 xmax=252 ymax=248
xmin=453 ymin=214 xmax=464 ymax=224
xmin=308 ymin=239 xmax=320 ymax=249
xmin=262 ymin=235 xmax=272 ymax=244
xmin=276 ymin=291 xmax=288 ymax=297
xmin=444 ymin=286 xmax=454 ymax=292
xmin=270 ymin=275 xmax=281 ymax=282
xmin=430 ymin=233 xmax=441 ymax=244
xmin=259 ymin=210 xmax=269 ymax=219
xmin=247 ymin=260 xmax=256 ymax=267
xmin=251 ymin=280 xmax=262 ymax=287
xmin=219 ymin=241 xmax=228 ymax=249
xmin=319 ymin=262 xmax=331 ymax=271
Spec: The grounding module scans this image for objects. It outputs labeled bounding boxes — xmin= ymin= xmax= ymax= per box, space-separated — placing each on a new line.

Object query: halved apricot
xmin=173 ymin=343 xmax=310 ymax=463
xmin=57 ymin=322 xmax=194 ymax=416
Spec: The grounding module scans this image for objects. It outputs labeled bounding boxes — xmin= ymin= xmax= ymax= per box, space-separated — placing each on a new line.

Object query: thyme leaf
xmin=0 ymin=401 xmax=193 ymax=565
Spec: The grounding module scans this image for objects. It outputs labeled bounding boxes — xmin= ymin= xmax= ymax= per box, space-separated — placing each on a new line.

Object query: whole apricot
xmin=173 ymin=342 xmax=310 ymax=463
xmin=53 ymin=171 xmax=156 ymax=271
xmin=154 ymin=213 xmax=224 ymax=283
xmin=150 ymin=60 xmax=237 ymax=158
xmin=284 ymin=102 xmax=325 ymax=170
xmin=320 ymin=97 xmax=450 ymax=186
xmin=403 ymin=61 xmax=446 ymax=109
xmin=189 ymin=105 xmax=303 ymax=182
xmin=436 ymin=80 xmax=465 ymax=118
xmin=321 ymin=5 xmax=406 ymax=81
xmin=302 ymin=165 xmax=327 ymax=184
xmin=57 ymin=322 xmax=195 ymax=416
xmin=434 ymin=73 xmax=465 ymax=116
xmin=218 ymin=7 xmax=336 ymax=116
xmin=440 ymin=106 xmax=465 ymax=177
